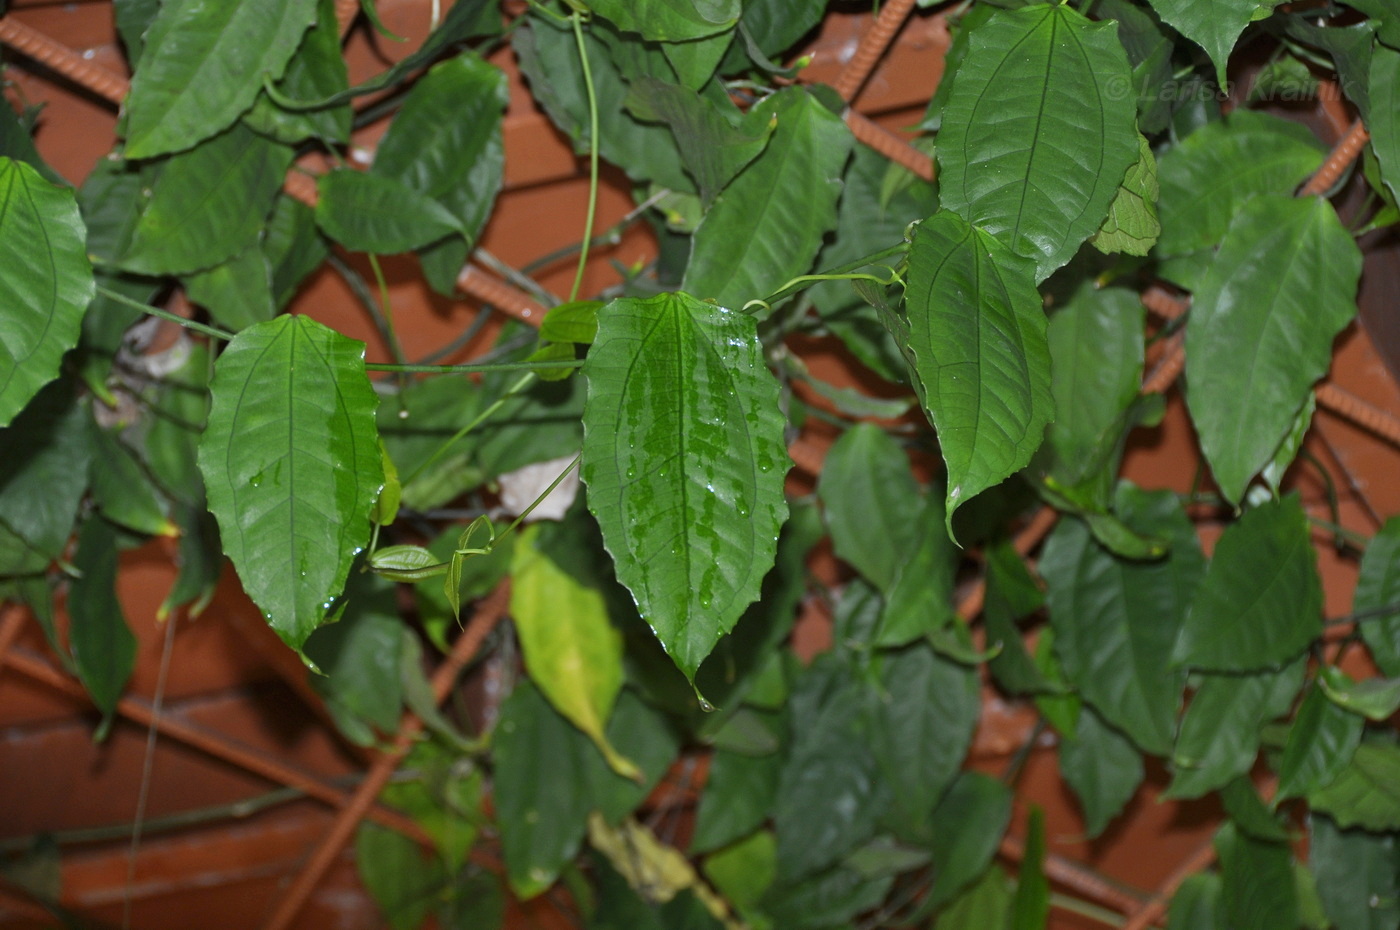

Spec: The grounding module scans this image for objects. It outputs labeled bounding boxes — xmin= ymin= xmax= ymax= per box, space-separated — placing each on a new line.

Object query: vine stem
xmin=568 ymin=10 xmax=601 ymax=304
xmin=367 ymin=359 xmax=582 ymax=374
xmin=401 ymin=371 xmax=539 ymax=487
xmin=95 ymin=285 xmax=234 ymax=342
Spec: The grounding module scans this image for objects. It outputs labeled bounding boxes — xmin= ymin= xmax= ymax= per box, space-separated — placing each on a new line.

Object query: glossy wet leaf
xmin=590 ymin=0 xmax=739 ymax=41
xmin=1059 ymin=705 xmax=1143 ymax=838
xmin=1167 ymin=657 xmax=1305 ymax=799
xmin=198 ymin=315 xmax=382 ymax=653
xmin=937 ymin=3 xmax=1139 ymax=281
xmin=1276 ymin=684 xmax=1363 ymax=801
xmin=1355 ymin=516 xmax=1400 ymax=677
xmin=123 ymin=0 xmax=316 ymax=158
xmin=1308 ymin=742 xmax=1400 ymax=831
xmin=1155 ymin=110 xmax=1326 ymax=256
xmin=817 ymin=423 xmax=921 ymax=591
xmin=1041 ymin=485 xmax=1202 ymax=755
xmin=0 ymin=158 xmax=93 ymax=427
xmin=68 ymin=517 xmax=137 ymax=738
xmin=315 ymin=170 xmax=463 ymax=255
xmin=119 ymin=124 xmax=293 ymax=276
xmin=1173 ymin=495 xmax=1322 ymax=671
xmin=581 ymin=292 xmax=788 ymax=683
xmin=493 ymin=679 xmax=594 ymax=899
xmin=682 ymin=87 xmax=851 ymax=312
xmin=1185 ymin=195 xmax=1361 ymax=503
xmin=904 ymin=212 xmax=1053 ymax=528
xmin=1091 ymin=134 xmax=1161 ymax=256
xmin=511 ymin=524 xmax=635 ymax=778
xmin=242 ymin=0 xmax=350 ymax=145
xmin=1146 ymin=0 xmax=1279 ymax=85
xmin=1310 ymin=814 xmax=1400 ymax=930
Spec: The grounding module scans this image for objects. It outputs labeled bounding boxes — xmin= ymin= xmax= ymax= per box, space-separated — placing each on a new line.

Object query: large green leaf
xmin=682 ymin=87 xmax=851 ymax=311
xmin=1215 ymin=821 xmax=1299 ymax=930
xmin=1166 ymin=657 xmax=1305 ymax=799
xmin=314 ymin=170 xmax=463 ymax=255
xmin=183 ymin=246 xmax=277 ymax=332
xmin=123 ymin=0 xmax=318 ymax=158
xmin=198 ymin=315 xmax=382 ymax=653
xmin=1308 ymin=742 xmax=1400 ymax=831
xmin=817 ymin=423 xmax=921 ymax=592
xmin=119 ymin=123 xmax=293 ymax=276
xmin=242 ymin=0 xmax=350 ymax=146
xmin=1041 ymin=484 xmax=1201 ymax=756
xmin=1357 ymin=517 xmax=1400 ymax=677
xmin=1366 ymin=45 xmax=1400 ymax=204
xmin=1058 ymin=705 xmax=1144 ymax=838
xmin=903 ymin=211 xmax=1053 ymax=527
xmin=921 ymin=773 xmax=1013 ymax=915
xmin=1155 ymin=110 xmax=1325 ymax=257
xmin=1145 ymin=0 xmax=1279 ymax=85
xmin=0 ymin=158 xmax=93 ymax=427
xmin=878 ymin=491 xmax=957 ymax=646
xmin=1172 ymin=495 xmax=1322 ymax=671
xmin=1276 ymin=684 xmax=1363 ymax=801
xmin=511 ymin=524 xmax=635 ymax=778
xmin=937 ymin=3 xmax=1139 ymax=281
xmin=493 ymin=679 xmax=593 ymax=899
xmin=68 ymin=516 xmax=137 ymax=737
xmin=372 ymin=52 xmax=507 ymax=284
xmin=1310 ymin=814 xmax=1400 ymax=930
xmin=590 ymin=0 xmax=739 ymax=41
xmin=581 ymin=292 xmax=788 ymax=683
xmin=1184 ymin=195 xmax=1361 ymax=503
xmin=581 ymin=689 xmax=680 ymax=825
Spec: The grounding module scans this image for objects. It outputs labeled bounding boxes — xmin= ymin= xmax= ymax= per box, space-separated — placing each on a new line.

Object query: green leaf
xmin=1168 ymin=874 xmax=1222 ymax=930
xmin=817 ymin=423 xmax=921 ymax=591
xmin=380 ymin=741 xmax=483 ymax=872
xmin=682 ymin=87 xmax=851 ymax=312
xmin=1220 ymin=777 xmax=1290 ymax=843
xmin=1260 ymin=392 xmax=1316 ymax=496
xmin=1172 ymin=495 xmax=1323 ymax=671
xmin=493 ymin=679 xmax=593 ymax=899
xmin=921 ymin=773 xmax=1013 ymax=915
xmin=0 ymin=92 xmax=65 ymax=186
xmin=581 ymin=293 xmax=788 ymax=683
xmin=660 ymin=30 xmax=734 ymax=90
xmin=937 ymin=3 xmax=1139 ymax=281
xmin=119 ymin=124 xmax=294 ymax=276
xmin=903 ymin=211 xmax=1054 ymax=528
xmin=123 ymin=0 xmax=318 ymax=158
xmin=68 ymin=517 xmax=137 ymax=738
xmin=1346 ymin=0 xmax=1400 ymax=47
xmin=984 ymin=537 xmax=1052 ymax=696
xmin=1184 ymin=195 xmax=1361 ymax=503
xmin=871 ymin=643 xmax=980 ymax=845
xmin=1034 ymin=283 xmax=1145 ymax=498
xmin=1276 ymin=684 xmax=1364 ymax=801
xmin=690 ymin=748 xmax=781 ymax=854
xmin=302 ymin=573 xmax=403 ymax=746
xmin=354 ymin=822 xmax=446 ymax=930
xmin=1308 ymin=742 xmax=1400 ymax=831
xmin=372 ymin=53 xmax=506 ymax=252
xmin=0 ymin=158 xmax=94 ymax=427
xmin=1310 ymin=814 xmax=1400 ymax=930
xmin=625 ymin=77 xmax=772 ymax=206
xmin=1155 ymin=110 xmax=1326 ymax=257
xmin=1010 ymin=808 xmax=1049 ymax=930
xmin=263 ymin=194 xmax=329 ymax=309
xmin=0 ymin=381 xmax=92 ymax=561
xmin=1357 ymin=517 xmax=1400 ymax=677
xmin=1365 ymin=45 xmax=1400 ymax=204
xmin=198 ymin=315 xmax=382 ymax=653
xmin=88 ymin=422 xmax=176 ymax=537
xmin=113 ymin=0 xmax=160 ymax=67
xmin=539 ymin=301 xmax=603 ymax=346
xmin=1032 ymin=629 xmax=1081 ymax=738
xmin=511 ymin=524 xmax=636 ymax=779
xmin=878 ymin=492 xmax=957 ymax=646
xmin=1059 ymin=705 xmax=1144 ymax=838
xmin=933 ymin=865 xmax=1013 ymax=930
xmin=582 ymin=689 xmax=679 ymax=825
xmin=1145 ymin=0 xmax=1279 ymax=85
xmin=183 ymin=246 xmax=277 ymax=332
xmin=314 ymin=170 xmax=463 ymax=254
xmin=703 ymin=830 xmax=776 ymax=914
xmin=589 ymin=0 xmax=739 ymax=41
xmin=1318 ymin=666 xmax=1400 ymax=721
xmin=1215 ymin=821 xmax=1299 ymax=930
xmin=1167 ymin=657 xmax=1305 ymax=799
xmin=1090 ymin=133 xmax=1161 ymax=256
xmin=242 ymin=0 xmax=351 ymax=145
xmin=1041 ymin=485 xmax=1202 ymax=756
xmin=762 ymin=865 xmax=893 ymax=930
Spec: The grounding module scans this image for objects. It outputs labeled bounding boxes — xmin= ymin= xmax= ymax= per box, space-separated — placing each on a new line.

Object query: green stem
xmin=367 ymin=253 xmax=409 ymax=368
xmin=402 ymin=371 xmax=538 ymax=486
xmin=1048 ymin=891 xmax=1126 ymax=927
xmin=493 ymin=453 xmax=582 ymax=547
xmin=95 ymin=285 xmax=234 ymax=342
xmin=568 ymin=10 xmax=601 ymax=304
xmin=367 ymin=359 xmax=583 ymax=375
xmin=748 ymin=241 xmax=910 ymax=310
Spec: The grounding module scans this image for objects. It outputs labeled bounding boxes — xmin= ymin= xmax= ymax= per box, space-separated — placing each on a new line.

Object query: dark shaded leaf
xmin=1059 ymin=705 xmax=1143 ymax=838
xmin=1310 ymin=814 xmax=1400 ymax=930
xmin=1216 ymin=821 xmax=1299 ymax=930
xmin=817 ymin=423 xmax=921 ymax=591
xmin=68 ymin=517 xmax=137 ymax=737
